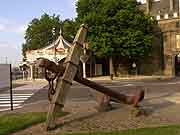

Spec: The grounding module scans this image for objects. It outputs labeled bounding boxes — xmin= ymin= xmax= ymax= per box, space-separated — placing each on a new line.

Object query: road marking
xmin=0 ymin=93 xmax=33 ymax=96
xmin=72 ymin=84 xmax=136 ymax=89
xmin=0 ymin=101 xmax=24 ymax=104
xmin=167 ymin=82 xmax=178 ymax=85
xmin=0 ymin=93 xmax=33 ymax=112
xmin=0 ymin=96 xmax=32 ymax=98
xmin=123 ymin=84 xmax=135 ymax=86
xmin=0 ymin=98 xmax=28 ymax=101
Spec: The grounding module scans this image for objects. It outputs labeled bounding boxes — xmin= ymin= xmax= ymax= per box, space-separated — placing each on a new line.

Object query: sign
xmin=80 ymin=54 xmax=89 ymax=63
xmin=0 ymin=64 xmax=11 ymax=89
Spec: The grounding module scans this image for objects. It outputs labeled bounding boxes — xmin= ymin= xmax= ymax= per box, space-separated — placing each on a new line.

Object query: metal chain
xmin=45 ymin=68 xmax=57 ymax=101
xmin=44 ymin=57 xmax=80 ymax=101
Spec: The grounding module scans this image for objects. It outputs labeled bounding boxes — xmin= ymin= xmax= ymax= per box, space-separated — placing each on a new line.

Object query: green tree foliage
xmin=22 ymin=13 xmax=62 ymax=56
xmin=62 ymin=19 xmax=77 ymax=43
xmin=76 ymin=0 xmax=155 ymax=60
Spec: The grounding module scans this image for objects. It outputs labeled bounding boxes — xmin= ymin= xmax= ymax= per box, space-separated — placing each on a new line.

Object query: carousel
xmin=19 ymin=30 xmax=72 ymax=80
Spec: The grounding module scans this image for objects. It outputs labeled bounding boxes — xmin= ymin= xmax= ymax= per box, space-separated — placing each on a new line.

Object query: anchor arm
xmin=74 ymin=77 xmax=144 ymax=107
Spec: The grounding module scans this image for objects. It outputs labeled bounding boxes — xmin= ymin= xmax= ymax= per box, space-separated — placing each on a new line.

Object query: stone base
xmin=90 ymin=90 xmax=113 ymax=112
xmin=131 ymin=106 xmax=151 ymax=117
xmin=95 ymin=103 xmax=113 ymax=112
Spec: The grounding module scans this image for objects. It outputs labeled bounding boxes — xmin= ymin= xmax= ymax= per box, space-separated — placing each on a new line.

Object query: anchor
xmin=35 ymin=24 xmax=145 ymax=130
xmin=36 ymin=57 xmax=144 ymax=107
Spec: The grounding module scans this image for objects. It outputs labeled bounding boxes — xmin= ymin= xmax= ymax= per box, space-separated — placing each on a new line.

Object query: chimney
xmin=146 ymin=0 xmax=151 ymax=14
xmin=170 ymin=0 xmax=174 ymax=11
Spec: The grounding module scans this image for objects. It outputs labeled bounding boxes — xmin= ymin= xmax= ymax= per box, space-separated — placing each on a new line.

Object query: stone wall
xmin=138 ymin=0 xmax=180 ymax=76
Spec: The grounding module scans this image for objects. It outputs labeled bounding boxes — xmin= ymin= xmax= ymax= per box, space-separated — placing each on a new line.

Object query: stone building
xmin=138 ymin=0 xmax=180 ymax=76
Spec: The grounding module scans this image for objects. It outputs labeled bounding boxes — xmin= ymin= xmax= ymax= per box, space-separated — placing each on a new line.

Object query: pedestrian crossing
xmin=0 ymin=93 xmax=33 ymax=111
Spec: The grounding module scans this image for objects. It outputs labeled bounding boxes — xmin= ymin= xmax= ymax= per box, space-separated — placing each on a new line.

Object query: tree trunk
xmin=109 ymin=56 xmax=114 ymax=80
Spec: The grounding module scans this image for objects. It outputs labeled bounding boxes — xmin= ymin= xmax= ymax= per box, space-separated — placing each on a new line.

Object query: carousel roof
xmin=42 ymin=29 xmax=72 ymax=51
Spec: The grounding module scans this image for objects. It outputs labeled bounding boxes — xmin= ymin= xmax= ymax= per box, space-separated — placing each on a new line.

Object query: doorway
xmin=175 ymin=54 xmax=180 ymax=76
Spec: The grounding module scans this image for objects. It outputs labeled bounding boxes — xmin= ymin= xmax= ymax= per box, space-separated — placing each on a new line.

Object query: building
xmin=21 ymin=31 xmax=72 ymax=80
xmin=136 ymin=0 xmax=180 ymax=77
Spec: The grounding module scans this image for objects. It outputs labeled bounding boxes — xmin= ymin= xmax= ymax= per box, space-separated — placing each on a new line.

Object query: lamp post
xmin=80 ymin=43 xmax=89 ymax=78
xmin=132 ymin=62 xmax=137 ymax=76
xmin=52 ymin=27 xmax=56 ymax=63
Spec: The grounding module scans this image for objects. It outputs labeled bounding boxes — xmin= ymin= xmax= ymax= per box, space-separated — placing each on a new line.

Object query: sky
xmin=0 ymin=0 xmax=77 ymax=66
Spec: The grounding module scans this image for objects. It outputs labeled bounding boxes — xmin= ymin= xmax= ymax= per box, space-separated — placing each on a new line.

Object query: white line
xmin=0 ymin=98 xmax=28 ymax=101
xmin=0 ymin=96 xmax=31 ymax=98
xmin=0 ymin=101 xmax=24 ymax=104
xmin=0 ymin=104 xmax=20 ymax=107
xmin=72 ymin=85 xmax=136 ymax=89
xmin=123 ymin=84 xmax=135 ymax=86
xmin=0 ymin=93 xmax=33 ymax=96
xmin=167 ymin=82 xmax=177 ymax=85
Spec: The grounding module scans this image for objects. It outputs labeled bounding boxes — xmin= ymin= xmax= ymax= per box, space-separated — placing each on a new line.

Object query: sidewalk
xmin=87 ymin=75 xmax=174 ymax=81
xmin=13 ymin=79 xmax=48 ymax=91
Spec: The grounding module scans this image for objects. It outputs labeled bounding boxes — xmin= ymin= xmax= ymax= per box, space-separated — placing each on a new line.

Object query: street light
xmin=80 ymin=43 xmax=89 ymax=78
xmin=132 ymin=62 xmax=137 ymax=76
xmin=52 ymin=27 xmax=56 ymax=62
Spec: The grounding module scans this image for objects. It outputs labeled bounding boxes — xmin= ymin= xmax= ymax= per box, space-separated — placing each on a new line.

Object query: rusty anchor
xmin=35 ymin=24 xmax=145 ymax=130
xmin=36 ymin=58 xmax=144 ymax=107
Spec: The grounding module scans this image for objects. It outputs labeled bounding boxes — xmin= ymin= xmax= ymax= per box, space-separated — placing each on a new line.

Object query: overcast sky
xmin=0 ymin=0 xmax=76 ymax=66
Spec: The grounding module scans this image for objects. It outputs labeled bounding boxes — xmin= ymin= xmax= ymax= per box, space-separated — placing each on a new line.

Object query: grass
xmin=58 ymin=125 xmax=180 ymax=135
xmin=0 ymin=111 xmax=67 ymax=135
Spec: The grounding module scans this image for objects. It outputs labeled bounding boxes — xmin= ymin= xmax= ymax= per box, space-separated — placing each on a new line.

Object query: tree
xmin=62 ymin=19 xmax=77 ymax=43
xmin=22 ymin=14 xmax=78 ymax=58
xmin=22 ymin=13 xmax=62 ymax=55
xmin=76 ymin=0 xmax=155 ymax=75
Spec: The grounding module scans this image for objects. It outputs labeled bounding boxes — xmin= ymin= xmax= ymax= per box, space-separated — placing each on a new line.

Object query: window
xmin=173 ymin=12 xmax=178 ymax=18
xmin=164 ymin=14 xmax=169 ymax=19
xmin=176 ymin=35 xmax=180 ymax=48
xmin=156 ymin=15 xmax=160 ymax=20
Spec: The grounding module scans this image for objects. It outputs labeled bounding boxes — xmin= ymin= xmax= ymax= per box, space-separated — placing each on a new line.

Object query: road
xmin=1 ymin=78 xmax=180 ymax=112
xmin=24 ymin=77 xmax=180 ymax=105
